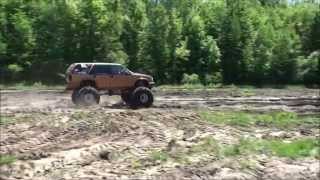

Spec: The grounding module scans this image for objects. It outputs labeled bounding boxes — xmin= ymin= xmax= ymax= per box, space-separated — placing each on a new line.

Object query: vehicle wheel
xmin=71 ymin=88 xmax=81 ymax=105
xmin=78 ymin=86 xmax=100 ymax=106
xmin=121 ymin=92 xmax=132 ymax=105
xmin=131 ymin=87 xmax=153 ymax=108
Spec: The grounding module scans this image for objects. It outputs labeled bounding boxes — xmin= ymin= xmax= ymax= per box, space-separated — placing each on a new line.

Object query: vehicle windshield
xmin=72 ymin=64 xmax=92 ymax=74
xmin=121 ymin=67 xmax=132 ymax=75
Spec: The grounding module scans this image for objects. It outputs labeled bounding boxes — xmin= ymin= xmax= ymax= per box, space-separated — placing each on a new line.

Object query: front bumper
xmin=149 ymin=81 xmax=155 ymax=88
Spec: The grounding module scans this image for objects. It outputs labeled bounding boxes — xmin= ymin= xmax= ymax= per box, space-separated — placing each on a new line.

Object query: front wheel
xmin=78 ymin=86 xmax=100 ymax=106
xmin=130 ymin=87 xmax=153 ymax=108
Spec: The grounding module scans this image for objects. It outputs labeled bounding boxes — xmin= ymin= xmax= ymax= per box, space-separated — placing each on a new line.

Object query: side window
xmin=73 ymin=64 xmax=91 ymax=74
xmin=110 ymin=65 xmax=123 ymax=75
xmin=72 ymin=64 xmax=82 ymax=73
xmin=90 ymin=65 xmax=112 ymax=74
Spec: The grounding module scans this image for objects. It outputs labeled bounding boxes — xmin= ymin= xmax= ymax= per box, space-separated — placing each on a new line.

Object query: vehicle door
xmin=108 ymin=65 xmax=135 ymax=89
xmin=90 ymin=65 xmax=112 ymax=89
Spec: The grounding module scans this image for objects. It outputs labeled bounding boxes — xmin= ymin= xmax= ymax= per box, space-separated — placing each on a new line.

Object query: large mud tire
xmin=130 ymin=87 xmax=153 ymax=108
xmin=71 ymin=89 xmax=81 ymax=105
xmin=78 ymin=86 xmax=100 ymax=106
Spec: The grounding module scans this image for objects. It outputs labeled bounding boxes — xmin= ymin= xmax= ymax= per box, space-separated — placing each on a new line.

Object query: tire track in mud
xmin=157 ymin=96 xmax=320 ymax=106
xmin=156 ymin=96 xmax=320 ymax=115
xmin=1 ymin=109 xmax=260 ymax=179
xmin=2 ymin=109 xmax=319 ymax=179
xmin=1 ymin=90 xmax=319 ymax=114
xmin=0 ymin=110 xmax=214 ymax=179
xmin=1 ymin=89 xmax=319 ymax=179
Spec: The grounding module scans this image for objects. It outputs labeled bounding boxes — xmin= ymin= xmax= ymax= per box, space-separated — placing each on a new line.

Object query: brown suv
xmin=65 ymin=63 xmax=155 ymax=107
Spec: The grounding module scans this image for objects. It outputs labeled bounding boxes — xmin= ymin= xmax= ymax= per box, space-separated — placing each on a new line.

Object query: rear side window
xmin=66 ymin=64 xmax=76 ymax=74
xmin=90 ymin=65 xmax=112 ymax=74
xmin=72 ymin=64 xmax=82 ymax=73
xmin=89 ymin=65 xmax=124 ymax=75
xmin=72 ymin=64 xmax=92 ymax=74
xmin=110 ymin=65 xmax=124 ymax=75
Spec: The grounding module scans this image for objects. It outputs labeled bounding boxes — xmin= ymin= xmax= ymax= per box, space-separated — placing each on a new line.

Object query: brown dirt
xmin=0 ymin=88 xmax=319 ymax=180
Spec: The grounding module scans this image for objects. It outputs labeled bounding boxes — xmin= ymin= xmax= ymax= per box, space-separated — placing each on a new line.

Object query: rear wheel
xmin=71 ymin=89 xmax=81 ymax=105
xmin=130 ymin=87 xmax=153 ymax=108
xmin=78 ymin=86 xmax=100 ymax=106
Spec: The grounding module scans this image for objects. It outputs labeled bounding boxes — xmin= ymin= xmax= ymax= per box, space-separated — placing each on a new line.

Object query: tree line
xmin=0 ymin=0 xmax=319 ymax=85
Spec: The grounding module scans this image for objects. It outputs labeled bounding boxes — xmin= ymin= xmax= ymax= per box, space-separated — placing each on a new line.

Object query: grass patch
xmin=149 ymin=137 xmax=219 ymax=164
xmin=0 ymin=155 xmax=16 ymax=166
xmin=267 ymin=139 xmax=320 ymax=158
xmin=199 ymin=111 xmax=256 ymax=127
xmin=199 ymin=111 xmax=320 ymax=129
xmin=223 ymin=138 xmax=320 ymax=159
xmin=0 ymin=116 xmax=16 ymax=125
xmin=131 ymin=159 xmax=143 ymax=169
xmin=150 ymin=150 xmax=169 ymax=162
xmin=0 ymin=114 xmax=40 ymax=126
xmin=144 ymin=137 xmax=318 ymax=167
xmin=70 ymin=111 xmax=91 ymax=120
xmin=189 ymin=137 xmax=220 ymax=155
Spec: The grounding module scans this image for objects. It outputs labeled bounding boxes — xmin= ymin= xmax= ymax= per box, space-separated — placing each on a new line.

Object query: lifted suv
xmin=65 ymin=63 xmax=155 ymax=108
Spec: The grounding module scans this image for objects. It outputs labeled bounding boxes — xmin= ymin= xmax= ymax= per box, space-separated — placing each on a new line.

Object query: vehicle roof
xmin=73 ymin=62 xmax=122 ymax=66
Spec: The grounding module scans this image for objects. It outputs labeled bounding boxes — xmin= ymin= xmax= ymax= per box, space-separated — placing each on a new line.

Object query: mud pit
xmin=0 ymin=88 xmax=319 ymax=180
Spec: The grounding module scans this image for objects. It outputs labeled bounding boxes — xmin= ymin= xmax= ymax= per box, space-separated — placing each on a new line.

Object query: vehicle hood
xmin=132 ymin=72 xmax=153 ymax=80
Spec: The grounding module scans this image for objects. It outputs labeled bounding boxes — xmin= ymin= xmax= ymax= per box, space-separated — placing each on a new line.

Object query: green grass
xmin=0 ymin=115 xmax=37 ymax=126
xmin=0 ymin=155 xmax=16 ymax=166
xmin=150 ymin=150 xmax=169 ymax=162
xmin=223 ymin=138 xmax=320 ymax=159
xmin=199 ymin=111 xmax=320 ymax=129
xmin=0 ymin=116 xmax=16 ymax=125
xmin=199 ymin=111 xmax=256 ymax=127
xmin=267 ymin=139 xmax=320 ymax=158
xmin=223 ymin=138 xmax=255 ymax=157
xmin=144 ymin=137 xmax=318 ymax=168
xmin=71 ymin=111 xmax=91 ymax=119
xmin=149 ymin=137 xmax=220 ymax=164
xmin=147 ymin=137 xmax=216 ymax=164
xmin=189 ymin=137 xmax=220 ymax=155
xmin=131 ymin=159 xmax=143 ymax=169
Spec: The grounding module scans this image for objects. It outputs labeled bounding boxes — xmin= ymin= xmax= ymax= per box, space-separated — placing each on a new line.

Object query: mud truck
xmin=65 ymin=63 xmax=155 ymax=108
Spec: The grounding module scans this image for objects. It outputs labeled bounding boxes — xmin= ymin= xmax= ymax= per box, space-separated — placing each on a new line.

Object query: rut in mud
xmin=1 ymin=88 xmax=319 ymax=114
xmin=0 ymin=88 xmax=319 ymax=180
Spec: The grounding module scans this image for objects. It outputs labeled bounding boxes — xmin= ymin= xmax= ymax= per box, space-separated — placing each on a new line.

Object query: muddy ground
xmin=0 ymin=88 xmax=319 ymax=180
